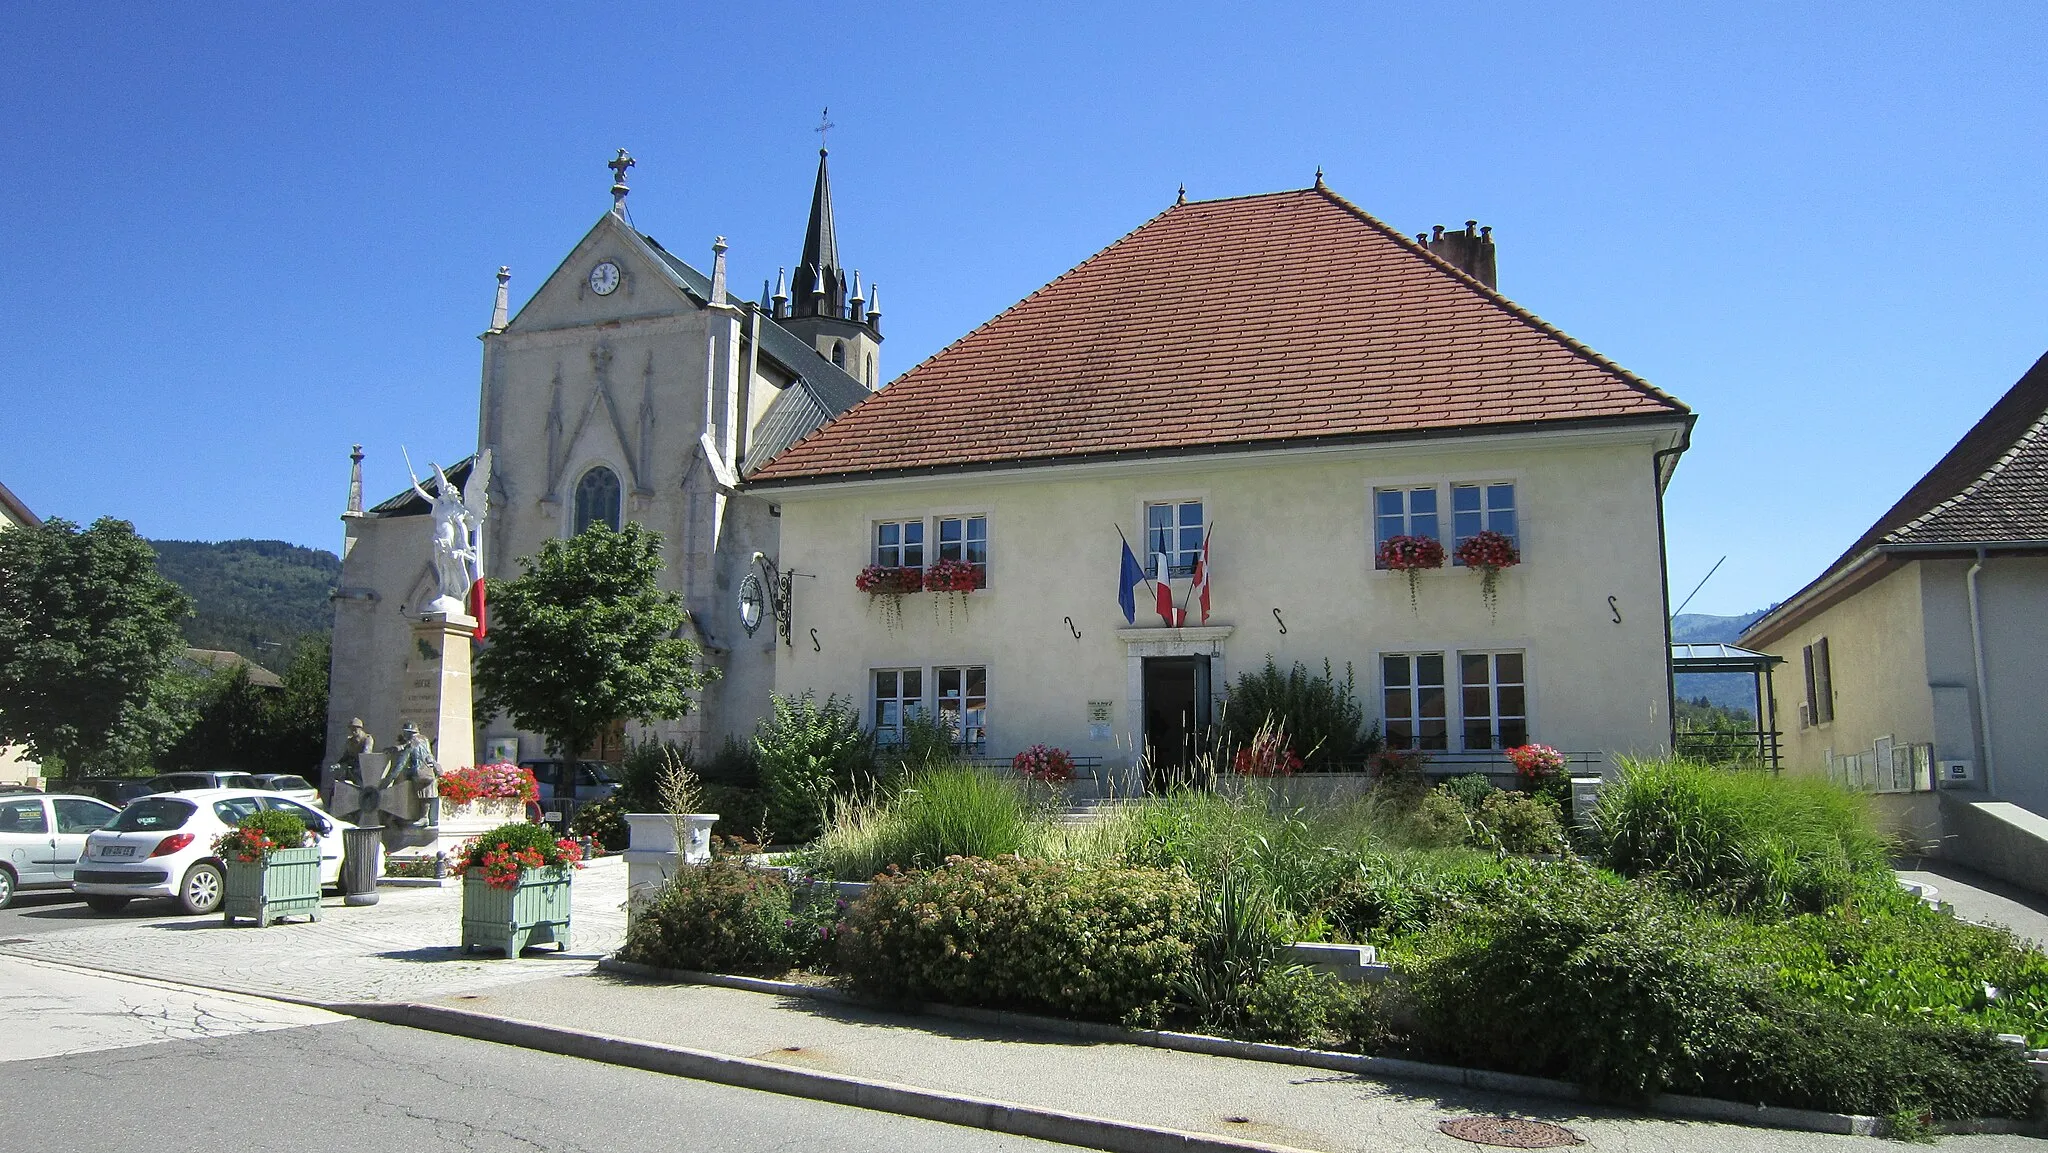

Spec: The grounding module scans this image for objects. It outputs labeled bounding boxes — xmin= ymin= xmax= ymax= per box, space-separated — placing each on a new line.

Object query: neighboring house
xmin=1741 ymin=350 xmax=2048 ymax=882
xmin=328 ymin=149 xmax=881 ymax=761
xmin=749 ymin=183 xmax=1694 ymax=791
xmin=0 ymin=481 xmax=40 ymax=785
xmin=182 ymin=648 xmax=285 ymax=689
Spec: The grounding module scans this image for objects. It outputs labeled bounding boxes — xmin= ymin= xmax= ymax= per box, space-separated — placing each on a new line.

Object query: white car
xmin=0 ymin=793 xmax=123 ymax=908
xmin=249 ymin=774 xmax=321 ymax=805
xmin=72 ymin=789 xmax=355 ymax=915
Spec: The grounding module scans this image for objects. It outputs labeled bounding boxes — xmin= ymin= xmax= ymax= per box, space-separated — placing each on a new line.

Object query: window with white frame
xmin=873 ymin=520 xmax=925 ymax=569
xmin=1451 ymin=482 xmax=1518 ymax=562
xmin=1382 ymin=652 xmax=1448 ymax=751
xmin=1373 ymin=486 xmax=1440 ymax=567
xmin=872 ymin=668 xmax=924 ymax=746
xmin=1145 ymin=501 xmax=1203 ymax=577
xmin=935 ymin=666 xmax=988 ymax=750
xmin=1459 ymin=651 xmax=1528 ymax=751
xmin=937 ymin=515 xmax=989 ymax=585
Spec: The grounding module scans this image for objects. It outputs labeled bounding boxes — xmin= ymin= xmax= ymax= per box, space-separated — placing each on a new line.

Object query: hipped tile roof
xmin=750 ymin=186 xmax=1687 ymax=484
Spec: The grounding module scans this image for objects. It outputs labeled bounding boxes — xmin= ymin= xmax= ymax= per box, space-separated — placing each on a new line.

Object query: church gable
xmin=506 ymin=211 xmax=700 ymax=332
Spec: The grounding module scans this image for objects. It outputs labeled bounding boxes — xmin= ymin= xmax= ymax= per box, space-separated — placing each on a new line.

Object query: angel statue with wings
xmin=406 ymin=448 xmax=493 ymax=630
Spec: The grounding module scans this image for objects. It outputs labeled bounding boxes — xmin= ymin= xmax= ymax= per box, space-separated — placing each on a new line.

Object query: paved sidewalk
xmin=0 ymin=954 xmax=341 ymax=1063
xmin=0 ymin=857 xmax=628 ymax=1002
xmin=422 ymin=971 xmax=2038 ymax=1153
xmin=1898 ymin=861 xmax=2048 ymax=947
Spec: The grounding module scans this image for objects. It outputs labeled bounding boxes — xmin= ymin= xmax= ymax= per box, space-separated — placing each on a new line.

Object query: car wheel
xmin=0 ymin=865 xmax=14 ymax=910
xmin=85 ymin=894 xmax=131 ymax=913
xmin=179 ymin=861 xmax=225 ymax=915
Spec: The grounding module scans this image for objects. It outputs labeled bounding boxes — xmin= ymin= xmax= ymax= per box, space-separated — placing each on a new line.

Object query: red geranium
xmin=440 ymin=763 xmax=539 ymax=806
xmin=1232 ymin=735 xmax=1302 ymax=777
xmin=1505 ymin=743 xmax=1566 ymax=783
xmin=855 ymin=565 xmax=923 ymax=594
xmin=1454 ymin=530 xmax=1521 ymax=619
xmin=923 ymin=558 xmax=983 ymax=594
xmin=1377 ymin=534 xmax=1446 ymax=610
xmin=1012 ymin=744 xmax=1076 ymax=783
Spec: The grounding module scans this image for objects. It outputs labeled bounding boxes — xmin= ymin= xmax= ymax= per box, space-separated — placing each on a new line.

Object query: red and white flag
xmin=468 ymin=577 xmax=488 ymax=640
xmin=1189 ymin=526 xmax=1212 ymax=624
xmin=1155 ymin=554 xmax=1183 ymax=627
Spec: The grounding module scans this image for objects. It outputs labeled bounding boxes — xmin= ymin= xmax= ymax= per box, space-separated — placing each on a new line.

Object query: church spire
xmin=792 ymin=145 xmax=844 ymax=318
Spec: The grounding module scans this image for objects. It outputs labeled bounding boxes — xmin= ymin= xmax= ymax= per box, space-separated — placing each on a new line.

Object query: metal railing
xmin=1673 ymin=728 xmax=1783 ymax=769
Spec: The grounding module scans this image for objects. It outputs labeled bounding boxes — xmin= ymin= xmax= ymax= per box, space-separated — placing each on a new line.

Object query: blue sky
xmin=2 ymin=4 xmax=2042 ymax=616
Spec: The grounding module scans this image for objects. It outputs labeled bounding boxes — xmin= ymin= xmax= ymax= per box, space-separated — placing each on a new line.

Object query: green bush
xmin=1471 ymin=791 xmax=1565 ymax=855
xmin=1592 ymin=758 xmax=1887 ymax=914
xmin=238 ymin=808 xmax=308 ymax=850
xmin=1178 ymin=868 xmax=1286 ymax=1028
xmin=570 ymin=796 xmax=628 ymax=851
xmin=1408 ymin=787 xmax=1472 ymax=847
xmin=1408 ymin=867 xmax=1749 ymax=1097
xmin=1442 ymin=772 xmax=1496 ymax=809
xmin=1239 ymin=965 xmax=1387 ymax=1052
xmin=809 ymin=765 xmax=1035 ymax=881
xmin=699 ymin=783 xmax=770 ymax=842
xmin=1219 ymin=658 xmax=1375 ymax=769
xmin=620 ymin=857 xmax=833 ymax=976
xmin=1323 ymin=849 xmax=1513 ymax=942
xmin=754 ymin=691 xmax=874 ymax=843
xmin=838 ymin=856 xmax=1200 ymax=1026
xmin=453 ymin=821 xmax=576 ymax=871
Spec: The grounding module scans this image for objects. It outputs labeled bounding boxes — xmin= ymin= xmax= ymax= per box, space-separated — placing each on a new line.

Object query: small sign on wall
xmin=1087 ymin=700 xmax=1113 ymax=741
xmin=484 ymin=737 xmax=520 ymax=765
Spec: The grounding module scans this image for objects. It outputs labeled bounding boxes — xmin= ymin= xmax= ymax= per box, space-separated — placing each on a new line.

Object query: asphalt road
xmin=6 ymin=998 xmax=1076 ymax=1153
xmin=0 ymin=888 xmax=191 ymax=938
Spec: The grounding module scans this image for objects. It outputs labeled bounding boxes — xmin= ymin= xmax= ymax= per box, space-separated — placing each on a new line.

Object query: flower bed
xmin=457 ymin=821 xmax=584 ymax=957
xmin=214 ymin=811 xmax=321 ymax=927
xmin=1012 ymin=744 xmax=1076 ymax=784
xmin=440 ymin=762 xmax=539 ymax=806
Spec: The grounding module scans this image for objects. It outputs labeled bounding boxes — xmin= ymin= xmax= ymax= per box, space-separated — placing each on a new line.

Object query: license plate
xmin=99 ymin=845 xmax=136 ymax=858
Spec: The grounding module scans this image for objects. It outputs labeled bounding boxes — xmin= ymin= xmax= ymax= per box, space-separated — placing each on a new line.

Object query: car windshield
xmin=265 ymin=776 xmax=314 ymax=791
xmin=111 ymin=796 xmax=196 ymax=832
xmin=151 ymin=776 xmax=202 ymax=791
xmin=577 ymin=764 xmax=616 ymax=785
xmin=224 ymin=774 xmax=262 ymax=789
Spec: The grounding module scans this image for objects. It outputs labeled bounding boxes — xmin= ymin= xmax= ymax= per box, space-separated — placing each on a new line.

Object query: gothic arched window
xmin=573 ymin=466 xmax=622 ymax=535
xmin=832 ymin=340 xmax=846 ymax=368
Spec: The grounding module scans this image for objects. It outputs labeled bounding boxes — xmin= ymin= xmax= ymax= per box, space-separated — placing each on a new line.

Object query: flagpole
xmin=1179 ymin=520 xmax=1213 ymax=623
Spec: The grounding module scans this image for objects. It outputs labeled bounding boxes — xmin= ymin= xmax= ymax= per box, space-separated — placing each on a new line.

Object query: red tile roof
xmin=750 ymin=186 xmax=1688 ymax=484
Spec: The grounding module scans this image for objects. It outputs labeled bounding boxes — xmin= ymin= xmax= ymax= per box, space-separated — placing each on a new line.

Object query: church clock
xmin=588 ymin=261 xmax=621 ymax=295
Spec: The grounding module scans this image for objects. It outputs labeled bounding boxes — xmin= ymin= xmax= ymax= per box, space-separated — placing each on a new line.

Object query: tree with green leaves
xmin=0 ymin=517 xmax=193 ymax=774
xmin=475 ymin=522 xmax=713 ymax=762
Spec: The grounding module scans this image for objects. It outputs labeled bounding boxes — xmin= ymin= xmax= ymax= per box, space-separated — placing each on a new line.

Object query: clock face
xmin=589 ymin=261 xmax=621 ymax=296
xmin=738 ymin=573 xmax=765 ymax=636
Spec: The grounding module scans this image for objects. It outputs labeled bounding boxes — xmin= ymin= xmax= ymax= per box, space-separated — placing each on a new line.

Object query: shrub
xmin=1592 ymin=757 xmax=1887 ymax=914
xmin=1471 ymin=791 xmax=1565 ymax=855
xmin=838 ymin=856 xmax=1200 ymax=1025
xmin=1012 ymin=744 xmax=1076 ymax=784
xmin=700 ymin=783 xmax=770 ymax=842
xmin=1323 ymin=849 xmax=1514 ymax=942
xmin=1408 ymin=867 xmax=1751 ymax=1097
xmin=211 ymin=809 xmax=309 ymax=862
xmin=454 ymin=821 xmax=585 ymax=889
xmin=1179 ymin=868 xmax=1286 ymax=1028
xmin=754 ymin=691 xmax=874 ymax=843
xmin=1442 ymin=772 xmax=1496 ymax=809
xmin=1239 ymin=966 xmax=1388 ymax=1052
xmin=570 ymin=796 xmax=628 ymax=851
xmin=621 ymin=857 xmax=835 ymax=976
xmin=1408 ymin=787 xmax=1472 ymax=847
xmin=809 ymin=765 xmax=1036 ymax=881
xmin=1219 ymin=658 xmax=1374 ymax=770
xmin=878 ymin=712 xmax=963 ymax=780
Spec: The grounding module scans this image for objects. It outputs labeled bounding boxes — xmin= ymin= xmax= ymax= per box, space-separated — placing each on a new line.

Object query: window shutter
xmin=1802 ymin=644 xmax=1817 ymax=727
xmin=1813 ymin=637 xmax=1834 ymax=724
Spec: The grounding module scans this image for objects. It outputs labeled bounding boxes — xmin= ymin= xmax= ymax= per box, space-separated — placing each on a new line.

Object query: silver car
xmin=0 ymin=793 xmax=122 ymax=908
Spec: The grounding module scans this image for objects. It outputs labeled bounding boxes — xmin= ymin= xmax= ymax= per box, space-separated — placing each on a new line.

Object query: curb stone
xmin=330 ymin=1000 xmax=1322 ymax=1153
xmin=599 ymin=958 xmax=1912 ymax=1138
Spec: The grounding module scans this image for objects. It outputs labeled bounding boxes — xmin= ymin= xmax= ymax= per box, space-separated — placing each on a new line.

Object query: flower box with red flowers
xmin=855 ymin=565 xmax=924 ymax=595
xmin=1012 ymin=744 xmax=1076 ymax=784
xmin=439 ymin=762 xmax=539 ymax=806
xmin=1377 ymin=535 xmax=1446 ymax=571
xmin=923 ymin=558 xmax=985 ymax=594
xmin=457 ymin=821 xmax=584 ymax=958
xmin=214 ymin=811 xmax=322 ymax=927
xmin=1505 ymin=743 xmax=1567 ymax=784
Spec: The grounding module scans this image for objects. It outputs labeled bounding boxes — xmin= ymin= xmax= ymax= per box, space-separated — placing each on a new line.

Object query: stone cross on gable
xmin=814 ymin=108 xmax=834 ymax=151
xmin=608 ymin=148 xmax=636 ymax=188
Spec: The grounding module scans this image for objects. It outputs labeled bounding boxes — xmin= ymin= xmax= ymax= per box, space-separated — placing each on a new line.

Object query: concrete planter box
xmin=222 ymin=845 xmax=323 ymax=927
xmin=441 ymin=797 xmax=528 ymax=840
xmin=623 ymin=813 xmax=717 ymax=912
xmin=461 ymin=866 xmax=572 ymax=957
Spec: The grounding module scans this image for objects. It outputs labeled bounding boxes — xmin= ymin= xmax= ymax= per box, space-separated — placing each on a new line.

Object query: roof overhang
xmin=0 ymin=480 xmax=39 ymax=528
xmin=748 ymin=412 xmax=1691 ymax=495
xmin=1740 ymin=539 xmax=2048 ymax=650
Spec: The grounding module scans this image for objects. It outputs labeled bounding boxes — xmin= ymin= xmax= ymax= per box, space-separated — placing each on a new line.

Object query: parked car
xmin=0 ymin=793 xmax=122 ymax=908
xmin=47 ymin=779 xmax=158 ymax=807
xmin=518 ymin=760 xmax=621 ymax=803
xmin=148 ymin=772 xmax=263 ymax=793
xmin=249 ymin=774 xmax=320 ymax=804
xmin=0 ymin=782 xmax=43 ymax=795
xmin=72 ymin=789 xmax=353 ymax=915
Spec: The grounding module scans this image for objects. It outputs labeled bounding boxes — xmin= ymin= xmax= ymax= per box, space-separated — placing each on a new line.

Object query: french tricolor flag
xmin=1155 ymin=554 xmax=1183 ymax=627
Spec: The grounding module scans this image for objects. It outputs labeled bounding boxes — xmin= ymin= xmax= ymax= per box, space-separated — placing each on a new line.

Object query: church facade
xmin=327 ymin=150 xmax=880 ymax=764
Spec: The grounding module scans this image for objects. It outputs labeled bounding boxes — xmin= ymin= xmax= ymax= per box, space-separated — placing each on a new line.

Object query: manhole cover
xmin=1439 ymin=1116 xmax=1583 ymax=1148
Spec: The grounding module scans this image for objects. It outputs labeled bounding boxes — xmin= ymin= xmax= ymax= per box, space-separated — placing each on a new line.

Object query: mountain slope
xmin=1671 ymin=609 xmax=1771 ymax=645
xmin=149 ymin=539 xmax=340 ymax=663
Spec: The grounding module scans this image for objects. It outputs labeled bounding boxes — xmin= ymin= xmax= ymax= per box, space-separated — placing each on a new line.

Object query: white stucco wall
xmin=766 ymin=426 xmax=1679 ymax=783
xmin=1920 ymin=555 xmax=2048 ymax=816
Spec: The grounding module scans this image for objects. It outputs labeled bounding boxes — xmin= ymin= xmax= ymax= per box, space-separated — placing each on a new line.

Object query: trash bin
xmin=341 ymin=826 xmax=383 ymax=906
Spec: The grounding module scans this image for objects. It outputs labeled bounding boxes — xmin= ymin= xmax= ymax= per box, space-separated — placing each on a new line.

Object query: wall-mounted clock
xmin=589 ymin=261 xmax=621 ymax=296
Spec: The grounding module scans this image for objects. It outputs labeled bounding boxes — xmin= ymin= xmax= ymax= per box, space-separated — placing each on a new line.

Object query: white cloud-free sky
xmin=3 ymin=4 xmax=2042 ymax=616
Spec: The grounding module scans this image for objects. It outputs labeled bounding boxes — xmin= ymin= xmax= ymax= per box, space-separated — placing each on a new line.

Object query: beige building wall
xmin=769 ymin=426 xmax=1677 ymax=785
xmin=1760 ymin=562 xmax=1934 ymax=778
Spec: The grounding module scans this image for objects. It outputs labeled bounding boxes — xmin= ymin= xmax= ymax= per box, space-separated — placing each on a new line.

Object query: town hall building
xmin=327 ymin=148 xmax=880 ymax=763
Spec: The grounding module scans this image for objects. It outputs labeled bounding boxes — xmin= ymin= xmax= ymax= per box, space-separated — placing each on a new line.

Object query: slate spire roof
xmin=792 ymin=149 xmax=844 ymax=319
xmin=750 ymin=184 xmax=1688 ymax=485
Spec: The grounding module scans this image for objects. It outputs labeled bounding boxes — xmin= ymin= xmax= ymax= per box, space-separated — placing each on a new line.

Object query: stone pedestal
xmin=401 ymin=612 xmax=477 ymax=775
xmin=623 ymin=813 xmax=718 ymax=913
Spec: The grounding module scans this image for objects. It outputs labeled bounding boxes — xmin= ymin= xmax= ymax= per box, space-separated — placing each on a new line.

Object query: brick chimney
xmin=1422 ymin=220 xmax=1497 ymax=290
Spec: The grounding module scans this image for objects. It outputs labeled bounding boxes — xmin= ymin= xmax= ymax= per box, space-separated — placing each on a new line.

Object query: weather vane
xmin=815 ymin=107 xmax=835 ymax=151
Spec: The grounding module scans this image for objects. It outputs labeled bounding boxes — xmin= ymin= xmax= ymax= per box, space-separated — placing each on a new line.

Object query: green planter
xmin=461 ymin=866 xmax=572 ymax=958
xmin=222 ymin=845 xmax=323 ymax=927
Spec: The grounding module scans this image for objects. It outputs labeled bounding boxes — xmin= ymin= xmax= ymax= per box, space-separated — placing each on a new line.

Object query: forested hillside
xmin=149 ymin=538 xmax=340 ymax=664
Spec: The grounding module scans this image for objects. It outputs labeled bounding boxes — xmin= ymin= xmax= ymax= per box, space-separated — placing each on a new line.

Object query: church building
xmin=327 ymin=148 xmax=881 ymax=763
